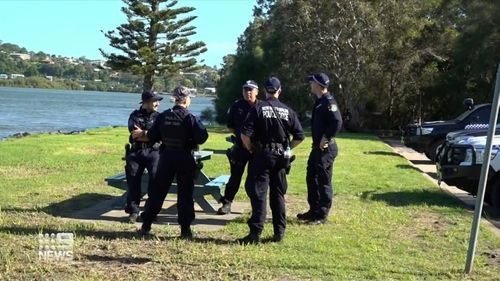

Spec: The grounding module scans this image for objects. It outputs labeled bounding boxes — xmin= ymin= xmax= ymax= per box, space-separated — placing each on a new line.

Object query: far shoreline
xmin=0 ymin=85 xmax=217 ymax=97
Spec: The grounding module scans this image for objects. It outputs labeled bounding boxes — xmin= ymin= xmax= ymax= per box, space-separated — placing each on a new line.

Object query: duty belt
xmin=262 ymin=143 xmax=284 ymax=150
xmin=312 ymin=139 xmax=336 ymax=148
xmin=132 ymin=142 xmax=156 ymax=150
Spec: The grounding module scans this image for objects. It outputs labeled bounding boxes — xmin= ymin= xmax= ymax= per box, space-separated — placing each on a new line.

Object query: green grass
xmin=0 ymin=127 xmax=499 ymax=280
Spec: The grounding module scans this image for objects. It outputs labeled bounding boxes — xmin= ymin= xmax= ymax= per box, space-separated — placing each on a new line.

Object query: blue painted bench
xmin=105 ymin=151 xmax=230 ymax=213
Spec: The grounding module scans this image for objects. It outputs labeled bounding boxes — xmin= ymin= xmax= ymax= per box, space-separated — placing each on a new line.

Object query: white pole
xmin=465 ymin=63 xmax=500 ymax=274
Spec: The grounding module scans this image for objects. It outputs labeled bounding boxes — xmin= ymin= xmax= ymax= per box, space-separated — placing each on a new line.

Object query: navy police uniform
xmin=219 ymin=81 xmax=260 ymax=212
xmin=240 ymin=77 xmax=304 ymax=243
xmin=125 ymin=91 xmax=162 ymax=216
xmin=140 ymin=86 xmax=208 ymax=237
xmin=302 ymin=73 xmax=343 ymax=223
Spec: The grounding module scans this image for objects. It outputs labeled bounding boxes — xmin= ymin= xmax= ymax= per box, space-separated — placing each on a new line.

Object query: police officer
xmin=125 ymin=90 xmax=162 ymax=223
xmin=218 ymin=80 xmax=260 ymax=215
xmin=297 ymin=73 xmax=343 ymax=224
xmin=239 ymin=76 xmax=304 ymax=244
xmin=132 ymin=86 xmax=208 ymax=239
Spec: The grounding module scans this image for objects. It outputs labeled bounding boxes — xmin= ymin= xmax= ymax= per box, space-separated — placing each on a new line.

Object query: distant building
xmin=42 ymin=57 xmax=55 ymax=64
xmin=10 ymin=53 xmax=31 ymax=61
xmin=45 ymin=76 xmax=53 ymax=81
xmin=204 ymin=87 xmax=216 ymax=94
xmin=10 ymin=74 xmax=25 ymax=79
xmin=0 ymin=74 xmax=8 ymax=79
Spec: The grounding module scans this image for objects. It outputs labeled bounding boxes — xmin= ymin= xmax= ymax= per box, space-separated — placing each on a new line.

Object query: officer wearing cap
xmin=217 ymin=80 xmax=260 ymax=215
xmin=124 ymin=90 xmax=163 ymax=223
xmin=297 ymin=73 xmax=343 ymax=224
xmin=132 ymin=86 xmax=208 ymax=239
xmin=239 ymin=76 xmax=305 ymax=244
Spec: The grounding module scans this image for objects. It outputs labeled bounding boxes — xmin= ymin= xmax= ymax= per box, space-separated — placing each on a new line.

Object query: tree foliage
xmin=216 ymin=0 xmax=500 ymax=130
xmin=101 ymin=0 xmax=207 ymax=91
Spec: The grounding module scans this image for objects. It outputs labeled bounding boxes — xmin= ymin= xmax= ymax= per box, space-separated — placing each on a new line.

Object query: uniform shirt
xmin=128 ymin=108 xmax=159 ymax=144
xmin=147 ymin=105 xmax=208 ymax=150
xmin=311 ymin=93 xmax=343 ymax=145
xmin=227 ymin=99 xmax=259 ymax=145
xmin=241 ymin=97 xmax=305 ymax=145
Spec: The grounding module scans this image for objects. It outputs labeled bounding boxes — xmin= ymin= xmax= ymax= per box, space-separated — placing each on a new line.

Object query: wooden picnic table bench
xmin=105 ymin=150 xmax=230 ymax=213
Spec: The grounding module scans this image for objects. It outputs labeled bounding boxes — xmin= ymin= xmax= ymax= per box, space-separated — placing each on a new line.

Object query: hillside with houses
xmin=0 ymin=41 xmax=219 ymax=95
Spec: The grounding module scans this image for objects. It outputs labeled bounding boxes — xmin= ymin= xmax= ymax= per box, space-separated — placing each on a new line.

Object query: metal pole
xmin=465 ymin=63 xmax=500 ymax=274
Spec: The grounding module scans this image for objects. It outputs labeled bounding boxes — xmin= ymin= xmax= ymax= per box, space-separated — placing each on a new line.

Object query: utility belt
xmin=312 ymin=139 xmax=336 ymax=149
xmin=161 ymin=144 xmax=193 ymax=151
xmin=131 ymin=142 xmax=159 ymax=150
xmin=161 ymin=138 xmax=196 ymax=152
xmin=262 ymin=142 xmax=284 ymax=150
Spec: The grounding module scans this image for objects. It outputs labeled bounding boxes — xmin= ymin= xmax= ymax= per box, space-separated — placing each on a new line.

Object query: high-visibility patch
xmin=329 ymin=104 xmax=338 ymax=112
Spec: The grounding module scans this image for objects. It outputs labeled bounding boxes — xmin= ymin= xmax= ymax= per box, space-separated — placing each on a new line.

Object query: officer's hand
xmin=131 ymin=125 xmax=143 ymax=139
xmin=319 ymin=138 xmax=329 ymax=150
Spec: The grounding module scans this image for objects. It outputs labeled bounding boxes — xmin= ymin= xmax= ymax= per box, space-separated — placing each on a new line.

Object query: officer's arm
xmin=240 ymin=107 xmax=257 ymax=152
xmin=129 ymin=115 xmax=149 ymax=141
xmin=127 ymin=115 xmax=136 ymax=133
xmin=324 ymin=102 xmax=343 ymax=139
xmin=226 ymin=104 xmax=236 ymax=134
xmin=241 ymin=134 xmax=253 ymax=152
xmin=290 ymin=111 xmax=305 ymax=149
xmin=145 ymin=115 xmax=161 ymax=143
xmin=191 ymin=115 xmax=209 ymax=145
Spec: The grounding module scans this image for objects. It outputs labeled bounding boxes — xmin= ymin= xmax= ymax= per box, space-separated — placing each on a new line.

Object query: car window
xmin=464 ymin=106 xmax=491 ymax=124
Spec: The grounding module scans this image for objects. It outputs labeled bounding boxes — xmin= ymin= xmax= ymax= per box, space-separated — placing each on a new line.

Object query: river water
xmin=0 ymin=87 xmax=214 ymax=139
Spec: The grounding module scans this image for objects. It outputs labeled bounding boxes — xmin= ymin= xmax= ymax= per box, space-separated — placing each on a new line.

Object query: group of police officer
xmin=125 ymin=72 xmax=342 ymax=243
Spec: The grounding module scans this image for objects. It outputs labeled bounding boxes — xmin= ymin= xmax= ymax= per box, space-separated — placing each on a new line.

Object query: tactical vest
xmin=160 ymin=108 xmax=193 ymax=150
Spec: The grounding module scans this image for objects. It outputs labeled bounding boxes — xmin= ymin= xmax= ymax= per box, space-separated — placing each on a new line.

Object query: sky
xmin=0 ymin=0 xmax=257 ymax=68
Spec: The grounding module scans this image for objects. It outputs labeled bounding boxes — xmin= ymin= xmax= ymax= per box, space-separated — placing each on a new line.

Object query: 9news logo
xmin=37 ymin=233 xmax=74 ymax=262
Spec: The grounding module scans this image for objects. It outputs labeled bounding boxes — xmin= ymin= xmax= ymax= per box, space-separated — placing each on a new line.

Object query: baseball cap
xmin=307 ymin=73 xmax=330 ymax=88
xmin=242 ymin=80 xmax=258 ymax=90
xmin=140 ymin=90 xmax=163 ymax=103
xmin=265 ymin=76 xmax=281 ymax=93
xmin=172 ymin=86 xmax=195 ymax=99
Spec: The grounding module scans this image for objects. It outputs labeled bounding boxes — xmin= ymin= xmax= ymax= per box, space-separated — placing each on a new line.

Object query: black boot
xmin=217 ymin=201 xmax=232 ymax=215
xmin=297 ymin=210 xmax=317 ymax=221
xmin=237 ymin=233 xmax=261 ymax=245
xmin=180 ymin=225 xmax=193 ymax=240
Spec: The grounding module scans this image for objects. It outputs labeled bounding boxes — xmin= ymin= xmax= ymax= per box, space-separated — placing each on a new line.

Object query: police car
xmin=404 ymin=99 xmax=491 ymax=161
xmin=436 ymin=127 xmax=500 ymax=212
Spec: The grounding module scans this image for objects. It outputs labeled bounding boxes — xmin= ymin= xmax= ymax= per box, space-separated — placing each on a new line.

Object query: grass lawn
xmin=0 ymin=127 xmax=499 ymax=280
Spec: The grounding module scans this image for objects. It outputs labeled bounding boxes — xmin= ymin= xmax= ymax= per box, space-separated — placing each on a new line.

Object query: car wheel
xmin=490 ymin=179 xmax=500 ymax=213
xmin=426 ymin=139 xmax=445 ymax=162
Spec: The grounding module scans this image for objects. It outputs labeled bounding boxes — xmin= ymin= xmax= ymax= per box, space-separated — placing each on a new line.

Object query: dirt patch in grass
xmin=482 ymin=249 xmax=500 ymax=267
xmin=400 ymin=211 xmax=453 ymax=239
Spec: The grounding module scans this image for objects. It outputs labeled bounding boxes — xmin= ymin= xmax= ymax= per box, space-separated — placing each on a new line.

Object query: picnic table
xmin=105 ymin=150 xmax=230 ymax=213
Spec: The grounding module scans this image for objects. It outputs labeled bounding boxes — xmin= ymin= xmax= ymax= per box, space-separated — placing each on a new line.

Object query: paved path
xmin=71 ymin=195 xmax=250 ymax=232
xmin=383 ymin=138 xmax=500 ymax=236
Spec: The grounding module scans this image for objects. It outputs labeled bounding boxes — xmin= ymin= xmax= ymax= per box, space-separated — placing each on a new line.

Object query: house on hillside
xmin=10 ymin=53 xmax=31 ymax=61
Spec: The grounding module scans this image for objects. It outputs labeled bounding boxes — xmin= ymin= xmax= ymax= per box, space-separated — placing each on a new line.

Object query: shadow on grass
xmin=361 ymin=189 xmax=460 ymax=208
xmin=336 ymin=133 xmax=376 ymax=141
xmin=410 ymin=159 xmax=434 ymax=165
xmin=396 ymin=164 xmax=421 ymax=172
xmin=364 ymin=151 xmax=403 ymax=157
xmin=0 ymin=224 xmax=235 ymax=244
xmin=45 ymin=193 xmax=115 ymax=216
xmin=1 ymin=193 xmax=115 ymax=217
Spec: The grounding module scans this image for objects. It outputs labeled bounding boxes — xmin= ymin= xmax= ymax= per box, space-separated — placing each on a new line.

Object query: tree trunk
xmin=143 ymin=74 xmax=154 ymax=92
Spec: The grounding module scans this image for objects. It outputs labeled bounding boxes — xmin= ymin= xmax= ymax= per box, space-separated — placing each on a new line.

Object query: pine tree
xmin=100 ymin=0 xmax=207 ymax=91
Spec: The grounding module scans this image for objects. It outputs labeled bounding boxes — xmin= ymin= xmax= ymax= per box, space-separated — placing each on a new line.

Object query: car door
xmin=463 ymin=106 xmax=491 ymax=128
